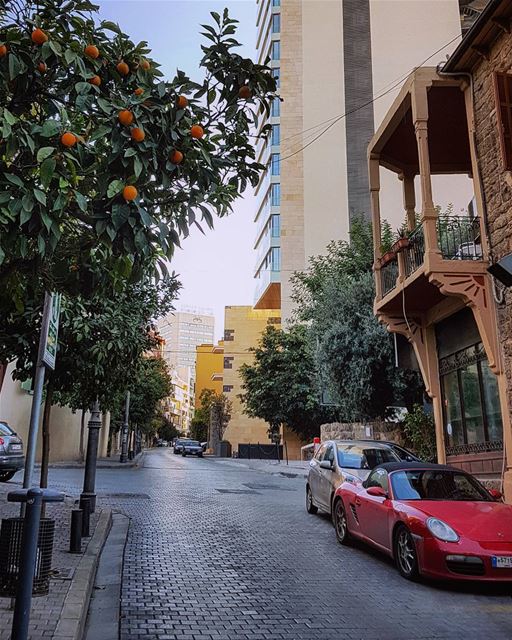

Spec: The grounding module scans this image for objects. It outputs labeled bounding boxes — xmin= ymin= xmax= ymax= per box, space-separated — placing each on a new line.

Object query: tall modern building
xmin=157 ymin=309 xmax=215 ymax=375
xmin=253 ymin=0 xmax=473 ymax=322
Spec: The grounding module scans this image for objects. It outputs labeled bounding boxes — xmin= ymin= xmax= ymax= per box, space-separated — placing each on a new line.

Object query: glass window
xmin=270 ymin=214 xmax=280 ymax=238
xmin=270 ymin=183 xmax=280 ymax=207
xmin=460 ymin=362 xmax=485 ymax=444
xmin=271 ymin=124 xmax=280 ymax=146
xmin=442 ymin=370 xmax=464 ymax=447
xmin=494 ymin=73 xmax=512 ymax=170
xmin=271 ymin=40 xmax=280 ymax=61
xmin=365 ymin=468 xmax=389 ymax=492
xmin=315 ymin=443 xmax=327 ymax=461
xmin=270 ymin=247 xmax=280 ymax=271
xmin=323 ymin=445 xmax=335 ymax=464
xmin=272 ymin=67 xmax=280 ymax=88
xmin=391 ymin=470 xmax=491 ymax=502
xmin=272 ymin=14 xmax=280 ymax=33
xmin=272 ymin=0 xmax=280 ymax=6
xmin=271 ymin=153 xmax=280 ymax=175
xmin=480 ymin=359 xmax=503 ymax=441
xmin=336 ymin=445 xmax=398 ymax=469
xmin=271 ymin=97 xmax=280 ymax=117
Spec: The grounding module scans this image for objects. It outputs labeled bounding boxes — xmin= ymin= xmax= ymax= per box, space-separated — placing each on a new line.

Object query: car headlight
xmin=426 ymin=517 xmax=459 ymax=542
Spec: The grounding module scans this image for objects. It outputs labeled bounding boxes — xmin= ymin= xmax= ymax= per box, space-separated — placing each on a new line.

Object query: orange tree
xmin=0 ymin=0 xmax=275 ymax=303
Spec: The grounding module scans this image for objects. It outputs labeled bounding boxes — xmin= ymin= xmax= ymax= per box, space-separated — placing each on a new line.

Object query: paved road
xmin=45 ymin=449 xmax=512 ymax=640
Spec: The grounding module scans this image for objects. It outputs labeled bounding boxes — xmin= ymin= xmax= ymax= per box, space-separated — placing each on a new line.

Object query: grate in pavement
xmin=215 ymin=488 xmax=260 ymax=495
xmin=243 ymin=483 xmax=297 ymax=491
xmin=50 ymin=567 xmax=75 ymax=580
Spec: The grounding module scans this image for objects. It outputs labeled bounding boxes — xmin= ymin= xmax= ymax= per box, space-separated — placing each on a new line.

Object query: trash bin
xmin=0 ymin=518 xmax=56 ymax=597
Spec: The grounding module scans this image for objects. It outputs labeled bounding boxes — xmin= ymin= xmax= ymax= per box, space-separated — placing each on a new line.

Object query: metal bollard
xmin=79 ymin=497 xmax=91 ymax=538
xmin=11 ymin=488 xmax=43 ymax=640
xmin=69 ymin=510 xmax=83 ymax=554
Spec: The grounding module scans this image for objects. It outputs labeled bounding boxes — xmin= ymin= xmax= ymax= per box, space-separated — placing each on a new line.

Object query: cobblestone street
xmin=41 ymin=449 xmax=512 ymax=639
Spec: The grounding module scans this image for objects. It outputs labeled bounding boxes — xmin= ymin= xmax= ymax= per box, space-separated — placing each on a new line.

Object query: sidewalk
xmin=37 ymin=450 xmax=145 ymax=470
xmin=0 ymin=484 xmax=111 ymax=640
xmin=212 ymin=456 xmax=310 ymax=478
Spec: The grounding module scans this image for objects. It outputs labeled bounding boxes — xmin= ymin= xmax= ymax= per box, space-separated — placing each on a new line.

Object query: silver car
xmin=306 ymin=440 xmax=401 ymax=518
xmin=0 ymin=421 xmax=24 ymax=482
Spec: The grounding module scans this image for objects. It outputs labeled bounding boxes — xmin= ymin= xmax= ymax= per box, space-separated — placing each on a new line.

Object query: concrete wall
xmin=321 ymin=421 xmax=404 ymax=445
xmin=222 ymin=306 xmax=281 ymax=452
xmin=195 ymin=344 xmax=223 ymax=408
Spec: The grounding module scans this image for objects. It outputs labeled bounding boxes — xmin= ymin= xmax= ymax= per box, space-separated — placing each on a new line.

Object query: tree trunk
xmin=40 ymin=378 xmax=54 ymax=490
xmin=79 ymin=408 xmax=86 ymax=462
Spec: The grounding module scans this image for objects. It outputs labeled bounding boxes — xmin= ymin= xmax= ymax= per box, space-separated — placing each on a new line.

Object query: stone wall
xmin=320 ymin=421 xmax=404 ymax=445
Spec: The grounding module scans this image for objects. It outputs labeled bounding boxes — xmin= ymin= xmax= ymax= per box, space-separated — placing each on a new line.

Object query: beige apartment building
xmin=254 ymin=0 xmax=479 ymax=322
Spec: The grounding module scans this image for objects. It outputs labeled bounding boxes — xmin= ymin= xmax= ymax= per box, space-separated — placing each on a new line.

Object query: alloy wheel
xmin=396 ymin=527 xmax=418 ymax=579
xmin=306 ymin=486 xmax=318 ymax=514
xmin=334 ymin=501 xmax=349 ymax=544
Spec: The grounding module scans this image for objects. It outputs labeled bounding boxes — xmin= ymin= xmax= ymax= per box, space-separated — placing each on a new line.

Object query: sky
xmin=96 ymin=1 xmax=258 ymax=341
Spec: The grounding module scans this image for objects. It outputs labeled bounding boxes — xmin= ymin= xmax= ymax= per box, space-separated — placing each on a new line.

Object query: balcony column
xmin=412 ymin=82 xmax=440 ymax=261
xmin=369 ymin=154 xmax=382 ymax=299
xmin=402 ymin=173 xmax=416 ymax=231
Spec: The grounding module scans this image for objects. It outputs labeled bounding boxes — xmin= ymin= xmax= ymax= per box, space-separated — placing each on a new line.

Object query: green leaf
xmin=37 ymin=147 xmax=55 ymax=163
xmin=40 ymin=211 xmax=52 ymax=232
xmin=49 ymin=40 xmax=62 ymax=56
xmin=40 ymin=158 xmax=56 ymax=190
xmin=75 ymin=81 xmax=91 ymax=95
xmin=64 ymin=49 xmax=77 ymax=65
xmin=19 ymin=208 xmax=32 ymax=225
xmin=37 ymin=235 xmax=46 ymax=255
xmin=107 ymin=180 xmax=124 ymax=198
xmin=3 ymin=108 xmax=17 ymax=125
xmin=90 ymin=125 xmax=111 ymax=141
xmin=33 ymin=189 xmax=47 ymax=206
xmin=124 ymin=148 xmax=137 ymax=157
xmin=0 ymin=192 xmax=10 ymax=204
xmin=134 ymin=156 xmax=142 ymax=178
xmin=8 ymin=53 xmax=24 ymax=80
xmin=4 ymin=173 xmax=24 ymax=188
xmin=22 ymin=193 xmax=34 ymax=212
xmin=101 ymin=20 xmax=122 ymax=34
xmin=97 ymin=98 xmax=112 ymax=114
xmin=74 ymin=190 xmax=87 ymax=212
xmin=41 ymin=121 xmax=60 ymax=138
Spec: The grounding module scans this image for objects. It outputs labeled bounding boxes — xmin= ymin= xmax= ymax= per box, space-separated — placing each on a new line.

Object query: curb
xmin=212 ymin=458 xmax=309 ymax=479
xmin=53 ymin=509 xmax=112 ymax=640
xmin=39 ymin=451 xmax=145 ymax=470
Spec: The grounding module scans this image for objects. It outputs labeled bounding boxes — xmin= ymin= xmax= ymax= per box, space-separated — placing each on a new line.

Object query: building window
xmin=224 ymin=356 xmax=234 ymax=370
xmin=271 ymin=153 xmax=280 ymax=176
xmin=271 ymin=97 xmax=280 ymax=118
xmin=272 ymin=0 xmax=280 ymax=6
xmin=271 ymin=40 xmax=280 ymax=61
xmin=272 ymin=13 xmax=280 ymax=34
xmin=223 ymin=385 xmax=233 ymax=393
xmin=272 ymin=67 xmax=280 ymax=88
xmin=494 ymin=72 xmax=512 ymax=170
xmin=223 ymin=329 xmax=234 ymax=342
xmin=271 ymin=183 xmax=280 ymax=207
xmin=270 ymin=247 xmax=280 ymax=271
xmin=270 ymin=214 xmax=280 ymax=238
xmin=440 ymin=342 xmax=503 ymax=455
xmin=271 ymin=124 xmax=280 ymax=146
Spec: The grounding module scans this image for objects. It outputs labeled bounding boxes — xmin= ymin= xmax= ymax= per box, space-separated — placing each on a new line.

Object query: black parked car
xmin=0 ymin=421 xmax=24 ymax=482
xmin=173 ymin=438 xmax=192 ymax=454
xmin=181 ymin=440 xmax=203 ymax=458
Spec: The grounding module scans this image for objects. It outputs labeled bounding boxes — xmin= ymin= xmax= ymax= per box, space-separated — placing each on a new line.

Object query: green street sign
xmin=41 ymin=293 xmax=61 ymax=370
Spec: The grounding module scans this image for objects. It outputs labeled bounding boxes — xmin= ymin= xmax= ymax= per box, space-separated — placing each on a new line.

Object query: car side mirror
xmin=319 ymin=460 xmax=333 ymax=471
xmin=367 ymin=486 xmax=387 ymax=498
xmin=488 ymin=488 xmax=502 ymax=500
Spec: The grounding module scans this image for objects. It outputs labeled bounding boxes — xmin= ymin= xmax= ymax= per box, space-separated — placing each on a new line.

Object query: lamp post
xmin=120 ymin=391 xmax=130 ymax=463
xmin=80 ymin=400 xmax=101 ymax=513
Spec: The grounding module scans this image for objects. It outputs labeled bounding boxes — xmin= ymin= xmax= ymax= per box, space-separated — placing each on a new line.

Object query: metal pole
xmin=120 ymin=391 xmax=130 ymax=463
xmin=22 ymin=294 xmax=53 ymax=490
xmin=11 ymin=488 xmax=43 ymax=640
xmin=80 ymin=401 xmax=101 ymax=513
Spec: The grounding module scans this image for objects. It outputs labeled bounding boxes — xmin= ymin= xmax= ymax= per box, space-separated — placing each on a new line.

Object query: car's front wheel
xmin=306 ymin=485 xmax=318 ymax=514
xmin=333 ymin=499 xmax=351 ymax=545
xmin=182 ymin=452 xmax=187 ymax=457
xmin=394 ymin=525 xmax=419 ymax=580
xmin=0 ymin=470 xmax=16 ymax=482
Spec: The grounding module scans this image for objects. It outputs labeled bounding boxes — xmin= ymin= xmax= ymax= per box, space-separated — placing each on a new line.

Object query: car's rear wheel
xmin=306 ymin=485 xmax=318 ymax=514
xmin=0 ymin=470 xmax=16 ymax=482
xmin=333 ymin=499 xmax=351 ymax=545
xmin=394 ymin=525 xmax=419 ymax=580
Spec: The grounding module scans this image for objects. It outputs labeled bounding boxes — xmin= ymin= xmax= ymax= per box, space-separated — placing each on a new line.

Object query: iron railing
xmin=437 ymin=215 xmax=482 ymax=260
xmin=381 ymin=258 xmax=398 ymax=296
xmin=403 ymin=223 xmax=425 ymax=277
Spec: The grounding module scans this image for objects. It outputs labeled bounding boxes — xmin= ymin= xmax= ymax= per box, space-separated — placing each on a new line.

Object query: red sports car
xmin=333 ymin=461 xmax=512 ymax=581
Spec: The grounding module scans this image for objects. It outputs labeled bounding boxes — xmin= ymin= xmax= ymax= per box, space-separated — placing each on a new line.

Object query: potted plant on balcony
xmin=392 ymin=226 xmax=410 ymax=253
xmin=380 ymin=247 xmax=397 ymax=267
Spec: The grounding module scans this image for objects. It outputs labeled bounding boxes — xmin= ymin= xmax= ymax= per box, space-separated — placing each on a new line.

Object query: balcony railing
xmin=437 ymin=215 xmax=482 ymax=260
xmin=381 ymin=258 xmax=398 ymax=296
xmin=404 ymin=223 xmax=425 ymax=277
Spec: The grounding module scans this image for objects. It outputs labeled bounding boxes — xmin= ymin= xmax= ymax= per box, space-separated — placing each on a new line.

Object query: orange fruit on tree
xmin=130 ymin=127 xmax=145 ymax=142
xmin=134 ymin=87 xmax=144 ymax=96
xmin=170 ymin=150 xmax=183 ymax=165
xmin=38 ymin=62 xmax=47 ymax=73
xmin=0 ymin=44 xmax=8 ymax=58
xmin=123 ymin=185 xmax=138 ymax=201
xmin=116 ymin=61 xmax=129 ymax=76
xmin=118 ymin=110 xmax=134 ymax=126
xmin=238 ymin=85 xmax=252 ymax=100
xmin=31 ymin=29 xmax=48 ymax=45
xmin=190 ymin=125 xmax=204 ymax=139
xmin=140 ymin=59 xmax=151 ymax=71
xmin=60 ymin=132 xmax=77 ymax=148
xmin=84 ymin=44 xmax=99 ymax=59
xmin=89 ymin=75 xmax=101 ymax=86
xmin=177 ymin=95 xmax=188 ymax=109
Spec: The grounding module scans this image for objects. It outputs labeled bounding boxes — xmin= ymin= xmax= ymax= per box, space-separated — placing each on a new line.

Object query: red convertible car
xmin=333 ymin=461 xmax=512 ymax=582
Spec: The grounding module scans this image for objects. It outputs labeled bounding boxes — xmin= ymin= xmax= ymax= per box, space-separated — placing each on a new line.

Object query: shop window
xmin=494 ymin=72 xmax=512 ymax=170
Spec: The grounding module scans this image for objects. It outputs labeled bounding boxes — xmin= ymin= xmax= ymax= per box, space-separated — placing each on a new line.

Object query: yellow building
xmin=195 ymin=342 xmax=224 ymax=408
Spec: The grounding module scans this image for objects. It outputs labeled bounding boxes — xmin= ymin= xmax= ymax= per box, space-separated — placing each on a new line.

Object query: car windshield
xmin=187 ymin=441 xmax=200 ymax=446
xmin=336 ymin=445 xmax=399 ymax=469
xmin=391 ymin=470 xmax=492 ymax=501
xmin=0 ymin=423 xmax=13 ymax=436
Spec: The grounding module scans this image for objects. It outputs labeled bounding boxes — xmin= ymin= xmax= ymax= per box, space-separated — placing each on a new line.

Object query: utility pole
xmin=120 ymin=391 xmax=130 ymax=463
xmin=80 ymin=400 xmax=102 ymax=513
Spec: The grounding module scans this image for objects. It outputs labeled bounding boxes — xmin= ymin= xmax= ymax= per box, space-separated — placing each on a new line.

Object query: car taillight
xmin=0 ymin=437 xmax=4 ymax=445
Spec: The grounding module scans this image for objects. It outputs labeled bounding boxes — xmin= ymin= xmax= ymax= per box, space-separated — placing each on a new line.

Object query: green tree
xmin=127 ymin=357 xmax=172 ymax=436
xmin=189 ymin=388 xmax=215 ymax=442
xmin=0 ymin=1 xmax=276 ymax=300
xmin=239 ymin=325 xmax=337 ymax=441
xmin=402 ymin=404 xmax=437 ymax=462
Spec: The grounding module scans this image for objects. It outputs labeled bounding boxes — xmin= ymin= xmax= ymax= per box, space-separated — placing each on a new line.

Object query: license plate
xmin=10 ymin=444 xmax=22 ymax=451
xmin=492 ymin=556 xmax=512 ymax=569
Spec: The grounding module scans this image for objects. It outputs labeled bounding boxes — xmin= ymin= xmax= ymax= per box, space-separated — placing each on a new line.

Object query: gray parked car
xmin=181 ymin=440 xmax=203 ymax=457
xmin=306 ymin=440 xmax=402 ymax=518
xmin=0 ymin=421 xmax=24 ymax=482
xmin=173 ymin=438 xmax=192 ymax=454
